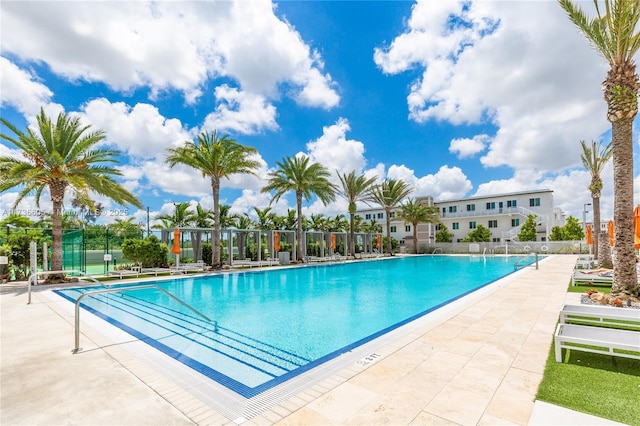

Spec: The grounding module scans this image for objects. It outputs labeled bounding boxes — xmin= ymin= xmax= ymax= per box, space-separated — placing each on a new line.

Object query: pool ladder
xmin=71 ymin=284 xmax=215 ymax=354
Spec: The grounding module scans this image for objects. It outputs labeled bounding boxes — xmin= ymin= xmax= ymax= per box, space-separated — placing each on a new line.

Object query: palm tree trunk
xmin=611 ymin=119 xmax=638 ymax=297
xmin=51 ymin=198 xmax=63 ymax=275
xmin=413 ymin=221 xmax=418 ymax=254
xmin=592 ymin=195 xmax=601 ymax=260
xmin=349 ymin=213 xmax=355 ymax=257
xmin=296 ymin=191 xmax=304 ymax=262
xmin=385 ymin=208 xmax=392 ymax=255
xmin=212 ymin=178 xmax=221 ymax=268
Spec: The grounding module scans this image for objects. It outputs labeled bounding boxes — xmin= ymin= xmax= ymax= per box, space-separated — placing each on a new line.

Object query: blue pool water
xmin=55 ymin=255 xmax=532 ymax=397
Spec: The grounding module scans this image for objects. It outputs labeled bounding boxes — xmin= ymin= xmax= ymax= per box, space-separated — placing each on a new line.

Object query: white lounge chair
xmin=140 ymin=267 xmax=173 ymax=276
xmin=560 ymin=304 xmax=640 ymax=331
xmin=107 ymin=269 xmax=139 ymax=279
xmin=554 ymin=323 xmax=640 ymax=362
xmin=571 ymin=269 xmax=613 ymax=286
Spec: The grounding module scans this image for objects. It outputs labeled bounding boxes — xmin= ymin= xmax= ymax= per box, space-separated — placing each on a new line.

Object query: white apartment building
xmin=356 ymin=189 xmax=565 ymax=250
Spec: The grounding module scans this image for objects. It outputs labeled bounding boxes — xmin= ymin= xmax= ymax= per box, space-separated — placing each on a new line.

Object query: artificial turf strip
xmin=536 ymin=340 xmax=640 ymax=425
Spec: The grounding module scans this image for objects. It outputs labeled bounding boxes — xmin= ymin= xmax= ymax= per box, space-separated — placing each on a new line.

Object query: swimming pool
xmin=55 ymin=255 xmax=534 ymax=398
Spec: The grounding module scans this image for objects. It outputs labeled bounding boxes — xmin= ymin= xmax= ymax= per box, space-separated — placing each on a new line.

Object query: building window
xmin=435 ymin=224 xmax=441 ymax=231
xmin=452 ymin=222 xmax=459 ymax=230
xmin=449 ymin=206 xmax=457 ymax=213
xmin=442 ymin=207 xmax=446 ymax=215
xmin=390 ymin=226 xmax=396 ymax=233
xmin=405 ymin=225 xmax=411 ymax=232
xmin=488 ymin=220 xmax=497 ymax=228
xmin=377 ymin=213 xmax=383 ymax=219
xmin=466 ymin=204 xmax=475 ymax=211
xmin=469 ymin=221 xmax=477 ymax=229
xmin=486 ymin=202 xmax=495 ymax=210
xmin=511 ymin=218 xmax=520 ymax=226
xmin=507 ymin=200 xmax=517 ymax=207
xmin=492 ymin=237 xmax=501 ymax=242
xmin=365 ymin=213 xmax=371 ymax=220
xmin=529 ymin=198 xmax=541 ymax=207
xmin=390 ymin=211 xmax=395 ymax=218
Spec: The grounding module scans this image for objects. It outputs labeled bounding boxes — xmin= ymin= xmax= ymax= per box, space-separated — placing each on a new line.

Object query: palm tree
xmin=252 ymin=206 xmax=276 ymax=230
xmin=370 ymin=179 xmax=412 ymax=255
xmin=308 ymin=213 xmax=329 ymax=232
xmin=0 ymin=108 xmax=141 ymax=280
xmin=166 ymin=131 xmax=260 ymax=268
xmin=560 ymin=0 xmax=640 ymax=297
xmin=338 ymin=171 xmax=378 ymax=258
xmin=154 ymin=202 xmax=195 ymax=228
xmin=580 ymin=140 xmax=613 ymax=261
xmin=262 ymin=156 xmax=337 ymax=261
xmin=399 ymin=198 xmax=440 ymax=254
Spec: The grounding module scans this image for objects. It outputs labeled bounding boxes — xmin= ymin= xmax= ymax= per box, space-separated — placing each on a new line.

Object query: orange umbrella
xmin=171 ymin=227 xmax=181 ymax=255
xmin=634 ymin=206 xmax=640 ymax=249
xmin=586 ymin=224 xmax=593 ymax=245
xmin=330 ymin=233 xmax=336 ymax=250
xmin=274 ymin=231 xmax=280 ymax=252
xmin=608 ymin=220 xmax=615 ymax=247
xmin=376 ymin=234 xmax=381 ymax=249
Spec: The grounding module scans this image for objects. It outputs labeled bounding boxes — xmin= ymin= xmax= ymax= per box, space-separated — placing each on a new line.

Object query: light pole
xmin=583 ymin=203 xmax=591 ymax=235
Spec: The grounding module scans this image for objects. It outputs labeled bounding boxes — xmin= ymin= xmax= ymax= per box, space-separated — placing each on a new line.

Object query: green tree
xmin=463 ymin=224 xmax=491 ymax=243
xmin=0 ymin=108 xmax=141 ymax=280
xmin=262 ymin=156 xmax=337 ymax=261
xmin=252 ymin=207 xmax=276 ymax=230
xmin=517 ymin=214 xmax=538 ymax=242
xmin=580 ymin=139 xmax=612 ymax=260
xmin=549 ymin=226 xmax=566 ymax=241
xmin=154 ymin=203 xmax=196 ymax=229
xmin=436 ymin=224 xmax=454 ymax=243
xmin=559 ymin=0 xmax=640 ymax=296
xmin=166 ymin=131 xmax=260 ymax=268
xmin=337 ymin=171 xmax=377 ymax=257
xmin=563 ymin=216 xmax=586 ymax=240
xmin=370 ymin=179 xmax=412 ymax=255
xmin=399 ymin=198 xmax=440 ymax=253
xmin=121 ymin=235 xmax=168 ymax=268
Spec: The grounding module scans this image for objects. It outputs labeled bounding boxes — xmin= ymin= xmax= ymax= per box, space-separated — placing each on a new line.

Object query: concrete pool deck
xmin=0 ymin=255 xmax=623 ymax=425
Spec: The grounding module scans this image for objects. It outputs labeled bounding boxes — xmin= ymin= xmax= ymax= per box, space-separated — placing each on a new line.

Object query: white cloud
xmin=0 ymin=57 xmax=53 ymax=117
xmin=80 ymin=99 xmax=191 ymax=159
xmin=449 ymin=134 xmax=490 ymax=158
xmin=387 ymin=164 xmax=472 ymax=201
xmin=374 ymin=0 xmax=610 ymax=173
xmin=306 ymin=118 xmax=367 ymax=180
xmin=0 ymin=0 xmax=339 ymax=108
xmin=202 ymin=85 xmax=278 ymax=135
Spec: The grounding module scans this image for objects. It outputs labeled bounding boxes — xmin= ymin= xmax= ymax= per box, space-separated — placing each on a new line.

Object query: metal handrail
xmin=72 ymin=284 xmax=213 ymax=353
xmin=514 ymin=253 xmax=539 ymax=271
xmin=27 ymin=270 xmax=102 ymax=304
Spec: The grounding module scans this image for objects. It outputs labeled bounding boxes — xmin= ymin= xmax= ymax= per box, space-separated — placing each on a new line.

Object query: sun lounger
xmin=107 ymin=269 xmax=139 ymax=279
xmin=554 ymin=323 xmax=640 ymax=362
xmin=571 ymin=269 xmax=613 ymax=286
xmin=140 ymin=267 xmax=172 ymax=276
xmin=560 ymin=304 xmax=640 ymax=331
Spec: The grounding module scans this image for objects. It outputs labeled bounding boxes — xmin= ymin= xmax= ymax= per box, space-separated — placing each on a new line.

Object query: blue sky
xmin=1 ymin=0 xmax=639 ymax=228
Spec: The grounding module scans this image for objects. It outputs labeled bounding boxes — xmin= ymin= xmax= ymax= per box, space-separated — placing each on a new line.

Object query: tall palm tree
xmin=580 ymin=139 xmax=613 ymax=260
xmin=399 ymin=198 xmax=440 ymax=254
xmin=560 ymin=0 xmax=640 ymax=297
xmin=0 ymin=108 xmax=141 ymax=280
xmin=262 ymin=156 xmax=337 ymax=261
xmin=166 ymin=131 xmax=260 ymax=268
xmin=338 ymin=171 xmax=378 ymax=258
xmin=370 ymin=179 xmax=412 ymax=255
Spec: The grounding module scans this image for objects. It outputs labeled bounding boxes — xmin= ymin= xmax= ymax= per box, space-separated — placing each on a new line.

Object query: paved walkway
xmin=0 ymin=255 xmax=618 ymax=425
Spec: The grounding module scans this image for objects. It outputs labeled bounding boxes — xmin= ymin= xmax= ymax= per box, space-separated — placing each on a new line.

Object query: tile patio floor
xmin=0 ymin=255 xmax=616 ymax=425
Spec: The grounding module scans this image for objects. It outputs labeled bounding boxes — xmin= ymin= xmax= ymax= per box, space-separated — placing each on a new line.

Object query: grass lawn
xmin=537 ymin=285 xmax=640 ymax=425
